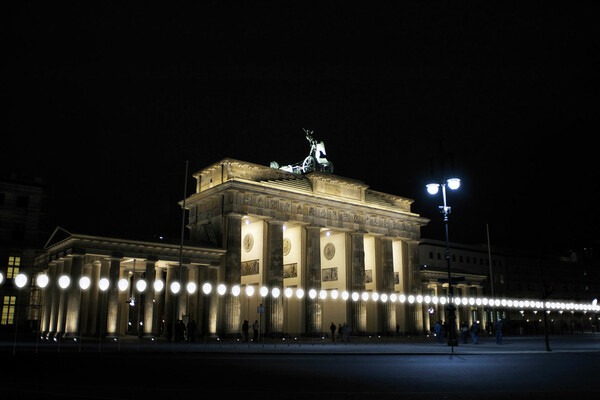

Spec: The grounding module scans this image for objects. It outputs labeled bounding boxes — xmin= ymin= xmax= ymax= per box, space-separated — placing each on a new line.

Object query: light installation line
xmin=7 ymin=272 xmax=599 ymax=313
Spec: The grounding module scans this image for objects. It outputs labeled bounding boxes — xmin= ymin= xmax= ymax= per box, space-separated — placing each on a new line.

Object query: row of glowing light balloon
xmin=3 ymin=271 xmax=598 ymax=312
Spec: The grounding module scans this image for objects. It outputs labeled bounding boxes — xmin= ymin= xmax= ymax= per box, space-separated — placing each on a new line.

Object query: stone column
xmin=65 ymin=254 xmax=84 ymax=337
xmin=265 ymin=220 xmax=284 ymax=336
xmin=44 ymin=262 xmax=58 ymax=335
xmin=222 ymin=213 xmax=242 ymax=336
xmin=349 ymin=232 xmax=366 ymax=336
xmin=143 ymin=258 xmax=157 ymax=337
xmin=153 ymin=268 xmax=165 ymax=337
xmin=164 ymin=265 xmax=176 ymax=340
xmin=85 ymin=261 xmax=100 ymax=336
xmin=106 ymin=255 xmax=122 ymax=337
xmin=56 ymin=258 xmax=71 ymax=336
xmin=304 ymin=226 xmax=322 ymax=336
xmin=398 ymin=240 xmax=410 ymax=333
xmin=380 ymin=238 xmax=396 ymax=334
xmin=96 ymin=259 xmax=110 ymax=337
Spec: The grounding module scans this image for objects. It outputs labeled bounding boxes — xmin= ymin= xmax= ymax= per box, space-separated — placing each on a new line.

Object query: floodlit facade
xmin=30 ymin=158 xmax=599 ymax=341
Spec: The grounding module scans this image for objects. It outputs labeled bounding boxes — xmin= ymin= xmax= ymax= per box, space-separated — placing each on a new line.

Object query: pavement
xmin=6 ymin=333 xmax=600 ymax=355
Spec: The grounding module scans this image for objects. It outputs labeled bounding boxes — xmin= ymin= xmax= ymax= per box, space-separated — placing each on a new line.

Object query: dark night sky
xmin=5 ymin=2 xmax=599 ymax=254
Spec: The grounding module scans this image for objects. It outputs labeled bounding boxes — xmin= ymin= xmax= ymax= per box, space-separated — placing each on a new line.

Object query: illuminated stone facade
xmin=36 ymin=159 xmax=431 ymax=340
xmin=187 ymin=158 xmax=429 ymax=337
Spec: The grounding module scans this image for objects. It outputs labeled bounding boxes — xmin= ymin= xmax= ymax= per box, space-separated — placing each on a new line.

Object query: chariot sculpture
xmin=270 ymin=129 xmax=334 ymax=174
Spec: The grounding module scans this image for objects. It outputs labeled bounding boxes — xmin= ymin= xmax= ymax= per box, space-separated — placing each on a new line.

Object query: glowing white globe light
xmin=79 ymin=276 xmax=91 ymax=290
xmin=351 ymin=292 xmax=359 ymax=302
xmin=454 ymin=297 xmax=461 ymax=305
xmin=447 ymin=178 xmax=461 ymax=190
xmin=482 ymin=298 xmax=489 ymax=305
xmin=461 ymin=298 xmax=468 ymax=305
xmin=494 ymin=299 xmax=501 ymax=307
xmin=36 ymin=274 xmax=49 ymax=288
xmin=58 ymin=275 xmax=71 ymax=289
xmin=390 ymin=293 xmax=397 ymax=302
xmin=0 ymin=272 xmax=4 ymax=285
xmin=476 ymin=298 xmax=482 ymax=306
xmin=341 ymin=291 xmax=349 ymax=301
xmin=408 ymin=295 xmax=415 ymax=304
xmin=424 ymin=295 xmax=431 ymax=304
xmin=271 ymin=287 xmax=280 ymax=298
xmin=15 ymin=273 xmax=28 ymax=288
xmin=371 ymin=292 xmax=379 ymax=302
xmin=284 ymin=287 xmax=293 ymax=298
xmin=135 ymin=279 xmax=147 ymax=293
xmin=331 ymin=289 xmax=339 ymax=300
xmin=245 ymin=285 xmax=255 ymax=297
xmin=319 ymin=290 xmax=327 ymax=300
xmin=380 ymin=294 xmax=388 ymax=303
xmin=309 ymin=289 xmax=317 ymax=299
xmin=217 ymin=284 xmax=226 ymax=296
xmin=186 ymin=282 xmax=197 ymax=294
xmin=154 ymin=279 xmax=165 ymax=292
xmin=440 ymin=297 xmax=447 ymax=305
xmin=296 ymin=288 xmax=304 ymax=299
xmin=118 ymin=278 xmax=129 ymax=292
xmin=231 ymin=285 xmax=240 ymax=296
xmin=399 ymin=294 xmax=406 ymax=303
xmin=99 ymin=277 xmax=110 ymax=291
xmin=416 ymin=295 xmax=423 ymax=303
xmin=469 ymin=298 xmax=475 ymax=306
xmin=202 ymin=282 xmax=212 ymax=294
xmin=426 ymin=183 xmax=440 ymax=195
xmin=432 ymin=296 xmax=438 ymax=304
xmin=260 ymin=286 xmax=268 ymax=297
xmin=361 ymin=292 xmax=369 ymax=302
xmin=501 ymin=299 xmax=507 ymax=307
xmin=170 ymin=281 xmax=181 ymax=294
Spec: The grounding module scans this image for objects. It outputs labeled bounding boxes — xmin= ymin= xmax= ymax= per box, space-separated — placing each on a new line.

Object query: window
xmin=1 ymin=296 xmax=16 ymax=325
xmin=7 ymin=257 xmax=20 ymax=278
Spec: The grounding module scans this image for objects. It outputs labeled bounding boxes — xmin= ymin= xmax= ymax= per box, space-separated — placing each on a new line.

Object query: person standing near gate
xmin=330 ymin=322 xmax=336 ymax=342
xmin=495 ymin=318 xmax=503 ymax=345
xmin=252 ymin=320 xmax=259 ymax=343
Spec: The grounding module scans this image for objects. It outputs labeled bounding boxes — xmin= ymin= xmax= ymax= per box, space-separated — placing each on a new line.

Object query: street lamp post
xmin=427 ymin=178 xmax=461 ymax=348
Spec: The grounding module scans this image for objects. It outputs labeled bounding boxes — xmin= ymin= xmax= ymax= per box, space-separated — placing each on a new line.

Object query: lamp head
xmin=447 ymin=178 xmax=461 ymax=190
xmin=426 ymin=183 xmax=440 ymax=195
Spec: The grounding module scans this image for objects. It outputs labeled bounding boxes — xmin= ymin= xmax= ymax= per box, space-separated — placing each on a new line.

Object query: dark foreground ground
xmin=2 ymin=334 xmax=599 ymax=400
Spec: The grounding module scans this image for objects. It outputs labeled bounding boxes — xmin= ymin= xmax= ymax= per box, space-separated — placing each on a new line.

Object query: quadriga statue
xmin=270 ymin=129 xmax=334 ymax=174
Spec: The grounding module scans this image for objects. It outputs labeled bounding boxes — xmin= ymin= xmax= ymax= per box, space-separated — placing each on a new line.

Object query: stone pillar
xmin=349 ymin=232 xmax=366 ymax=336
xmin=65 ymin=255 xmax=84 ymax=337
xmin=164 ymin=265 xmax=176 ymax=340
xmin=408 ymin=241 xmax=421 ymax=333
xmin=177 ymin=265 xmax=189 ymax=319
xmin=106 ymin=256 xmax=122 ymax=337
xmin=304 ymin=226 xmax=322 ymax=336
xmin=222 ymin=213 xmax=242 ymax=336
xmin=398 ymin=240 xmax=410 ymax=333
xmin=143 ymin=258 xmax=157 ymax=337
xmin=44 ymin=262 xmax=58 ymax=335
xmin=265 ymin=220 xmax=284 ymax=336
xmin=96 ymin=259 xmax=110 ymax=337
xmin=186 ymin=265 xmax=199 ymax=340
xmin=85 ymin=261 xmax=100 ymax=336
xmin=380 ymin=238 xmax=396 ymax=334
xmin=153 ymin=268 xmax=165 ymax=337
xmin=56 ymin=258 xmax=71 ymax=336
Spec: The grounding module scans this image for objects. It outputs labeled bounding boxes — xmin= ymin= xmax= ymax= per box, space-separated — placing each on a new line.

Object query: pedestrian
xmin=434 ymin=320 xmax=443 ymax=343
xmin=460 ymin=322 xmax=468 ymax=344
xmin=252 ymin=320 xmax=259 ymax=342
xmin=495 ymin=318 xmax=503 ymax=345
xmin=470 ymin=321 xmax=480 ymax=344
xmin=242 ymin=320 xmax=249 ymax=342
xmin=330 ymin=322 xmax=336 ymax=342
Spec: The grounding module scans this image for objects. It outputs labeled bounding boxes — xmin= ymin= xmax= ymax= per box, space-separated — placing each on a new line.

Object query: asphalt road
xmin=3 ymin=350 xmax=599 ymax=399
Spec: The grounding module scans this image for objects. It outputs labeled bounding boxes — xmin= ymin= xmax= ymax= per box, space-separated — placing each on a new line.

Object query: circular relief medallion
xmin=283 ymin=238 xmax=291 ymax=256
xmin=243 ymin=233 xmax=254 ymax=252
xmin=324 ymin=242 xmax=336 ymax=260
